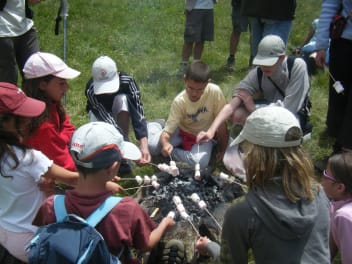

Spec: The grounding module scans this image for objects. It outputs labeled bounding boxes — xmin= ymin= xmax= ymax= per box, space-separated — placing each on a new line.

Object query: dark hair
xmin=22 ymin=76 xmax=67 ymax=133
xmin=328 ymin=152 xmax=352 ymax=194
xmin=75 ymin=164 xmax=113 ymax=178
xmin=185 ymin=61 xmax=211 ymax=83
xmin=0 ymin=114 xmax=31 ymax=178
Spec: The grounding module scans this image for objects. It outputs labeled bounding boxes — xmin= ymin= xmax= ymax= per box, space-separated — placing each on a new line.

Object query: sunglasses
xmin=323 ymin=170 xmax=339 ymax=183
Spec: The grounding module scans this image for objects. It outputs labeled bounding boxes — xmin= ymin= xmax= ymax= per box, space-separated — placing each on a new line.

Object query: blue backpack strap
xmin=86 ymin=196 xmax=122 ymax=227
xmin=53 ymin=194 xmax=67 ymax=222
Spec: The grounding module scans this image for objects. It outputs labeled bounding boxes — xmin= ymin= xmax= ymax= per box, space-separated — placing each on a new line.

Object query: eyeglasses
xmin=323 ymin=170 xmax=339 ymax=183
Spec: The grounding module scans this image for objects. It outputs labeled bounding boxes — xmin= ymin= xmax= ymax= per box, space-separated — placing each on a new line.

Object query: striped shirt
xmin=85 ymin=72 xmax=148 ymax=140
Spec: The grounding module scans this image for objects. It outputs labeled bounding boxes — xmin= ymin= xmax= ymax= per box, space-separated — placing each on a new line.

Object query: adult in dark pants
xmin=315 ymin=0 xmax=352 ymax=153
xmin=241 ymin=0 xmax=296 ymax=65
xmin=0 ymin=0 xmax=40 ymax=85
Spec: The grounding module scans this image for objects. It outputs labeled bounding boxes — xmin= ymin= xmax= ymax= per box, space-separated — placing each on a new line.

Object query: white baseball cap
xmin=230 ymin=106 xmax=302 ymax=148
xmin=91 ymin=56 xmax=120 ymax=95
xmin=70 ymin=122 xmax=141 ymax=169
xmin=252 ymin=35 xmax=286 ymax=66
xmin=23 ymin=52 xmax=81 ymax=79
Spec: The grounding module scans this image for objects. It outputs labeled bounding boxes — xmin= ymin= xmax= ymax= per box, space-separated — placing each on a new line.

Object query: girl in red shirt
xmin=22 ymin=52 xmax=80 ymax=171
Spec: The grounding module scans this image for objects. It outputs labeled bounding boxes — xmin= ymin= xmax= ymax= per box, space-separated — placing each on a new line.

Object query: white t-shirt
xmin=0 ymin=0 xmax=34 ymax=37
xmin=0 ymin=146 xmax=52 ymax=233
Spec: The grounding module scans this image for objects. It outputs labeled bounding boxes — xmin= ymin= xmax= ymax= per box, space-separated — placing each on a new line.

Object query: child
xmin=148 ymin=61 xmax=228 ymax=169
xmin=85 ymin=55 xmax=151 ymax=174
xmin=321 ymin=152 xmax=352 ymax=263
xmin=33 ymin=122 xmax=175 ymax=263
xmin=0 ymin=82 xmax=78 ymax=262
xmin=22 ymin=52 xmax=80 ymax=171
xmin=198 ymin=106 xmax=330 ymax=263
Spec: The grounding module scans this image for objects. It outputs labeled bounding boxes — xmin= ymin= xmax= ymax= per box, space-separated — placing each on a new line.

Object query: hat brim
xmin=13 ymin=97 xmax=46 ymax=117
xmin=53 ymin=67 xmax=81 ymax=79
xmin=229 ymin=131 xmax=246 ymax=147
xmin=252 ymin=56 xmax=280 ymax=66
xmin=120 ymin=141 xmax=142 ymax=161
xmin=93 ymin=75 xmax=120 ymax=95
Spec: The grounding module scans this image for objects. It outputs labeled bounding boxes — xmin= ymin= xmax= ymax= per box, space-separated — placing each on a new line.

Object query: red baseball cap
xmin=0 ymin=82 xmax=45 ymax=117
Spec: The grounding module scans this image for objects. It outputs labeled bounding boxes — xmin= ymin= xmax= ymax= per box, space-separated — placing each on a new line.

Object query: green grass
xmin=30 ymin=0 xmax=341 ymax=263
xmin=30 ymin=0 xmax=335 ymax=173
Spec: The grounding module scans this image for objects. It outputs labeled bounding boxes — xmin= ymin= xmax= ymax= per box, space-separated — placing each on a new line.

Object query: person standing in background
xmin=0 ymin=0 xmax=40 ymax=85
xmin=178 ymin=0 xmax=216 ymax=75
xmin=241 ymin=0 xmax=296 ymax=65
xmin=226 ymin=0 xmax=250 ymax=71
xmin=315 ymin=0 xmax=352 ymax=154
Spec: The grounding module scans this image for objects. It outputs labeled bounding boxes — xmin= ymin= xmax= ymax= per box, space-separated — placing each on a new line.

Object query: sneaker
xmin=177 ymin=62 xmax=189 ymax=77
xmin=161 ymin=239 xmax=186 ymax=264
xmin=118 ymin=160 xmax=133 ymax=175
xmin=226 ymin=56 xmax=235 ymax=72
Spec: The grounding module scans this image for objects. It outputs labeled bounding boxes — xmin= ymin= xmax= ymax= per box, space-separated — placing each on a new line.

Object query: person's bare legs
xmin=227 ymin=31 xmax=241 ymax=71
xmin=116 ymin=111 xmax=133 ymax=174
xmin=193 ymin=41 xmax=204 ymax=60
xmin=116 ymin=111 xmax=130 ymax=141
xmin=178 ymin=42 xmax=194 ymax=75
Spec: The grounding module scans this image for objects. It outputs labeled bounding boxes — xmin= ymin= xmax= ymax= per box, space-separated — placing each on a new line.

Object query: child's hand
xmin=37 ymin=177 xmax=56 ymax=197
xmin=105 ymin=180 xmax=124 ymax=194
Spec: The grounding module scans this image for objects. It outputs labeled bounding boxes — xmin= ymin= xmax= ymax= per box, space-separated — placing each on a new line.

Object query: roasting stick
xmin=204 ymin=208 xmax=222 ymax=231
xmin=186 ymin=218 xmax=200 ymax=237
xmin=123 ymin=184 xmax=153 ymax=191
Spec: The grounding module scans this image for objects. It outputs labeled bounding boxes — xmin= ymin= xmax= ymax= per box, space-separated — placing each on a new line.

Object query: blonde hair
xmin=243 ymin=142 xmax=317 ymax=203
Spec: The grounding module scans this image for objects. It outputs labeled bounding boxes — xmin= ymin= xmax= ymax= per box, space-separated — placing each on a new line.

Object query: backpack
xmin=28 ymin=195 xmax=123 ymax=264
xmin=257 ymin=55 xmax=312 ymax=134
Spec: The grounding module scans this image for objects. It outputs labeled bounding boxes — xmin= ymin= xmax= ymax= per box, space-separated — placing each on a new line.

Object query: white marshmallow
xmin=198 ymin=200 xmax=207 ymax=209
xmin=170 ymin=166 xmax=179 ymax=176
xmin=195 ymin=163 xmax=200 ymax=171
xmin=170 ymin=160 xmax=176 ymax=167
xmin=157 ymin=163 xmax=169 ymax=172
xmin=151 ymin=175 xmax=158 ymax=182
xmin=219 ymin=172 xmax=229 ymax=181
xmin=194 ymin=170 xmax=201 ymax=181
xmin=167 ymin=211 xmax=175 ymax=219
xmin=191 ymin=193 xmax=200 ymax=203
xmin=176 ymin=203 xmax=186 ymax=213
xmin=143 ymin=175 xmax=151 ymax=185
xmin=180 ymin=211 xmax=190 ymax=220
xmin=151 ymin=181 xmax=160 ymax=189
xmin=135 ymin=175 xmax=143 ymax=185
xmin=173 ymin=195 xmax=182 ymax=205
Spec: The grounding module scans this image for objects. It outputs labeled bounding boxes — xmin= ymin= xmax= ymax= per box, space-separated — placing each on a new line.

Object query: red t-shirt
xmin=24 ymin=103 xmax=76 ymax=171
xmin=33 ymin=191 xmax=156 ymax=263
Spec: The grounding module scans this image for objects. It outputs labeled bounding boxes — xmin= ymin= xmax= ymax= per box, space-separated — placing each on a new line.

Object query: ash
xmin=140 ymin=165 xmax=244 ymax=227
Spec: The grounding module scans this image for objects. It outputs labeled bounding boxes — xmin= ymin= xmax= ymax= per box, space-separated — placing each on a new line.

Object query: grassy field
xmin=32 ymin=0 xmax=334 ymax=167
xmin=31 ymin=0 xmax=333 ymax=165
xmin=30 ymin=1 xmax=341 ymax=263
xmin=31 ymin=0 xmax=332 ymax=169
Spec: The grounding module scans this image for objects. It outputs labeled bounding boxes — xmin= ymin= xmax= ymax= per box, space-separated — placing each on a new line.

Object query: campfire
xmin=136 ymin=162 xmax=245 ymax=262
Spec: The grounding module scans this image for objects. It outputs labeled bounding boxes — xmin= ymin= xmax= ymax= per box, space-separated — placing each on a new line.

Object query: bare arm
xmin=315 ymin=49 xmax=326 ymax=68
xmin=43 ymin=163 xmax=78 ymax=186
xmin=146 ymin=216 xmax=175 ymax=250
xmin=139 ymin=136 xmax=151 ymax=164
xmin=197 ymin=96 xmax=243 ymax=143
xmin=160 ymin=131 xmax=173 ymax=157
